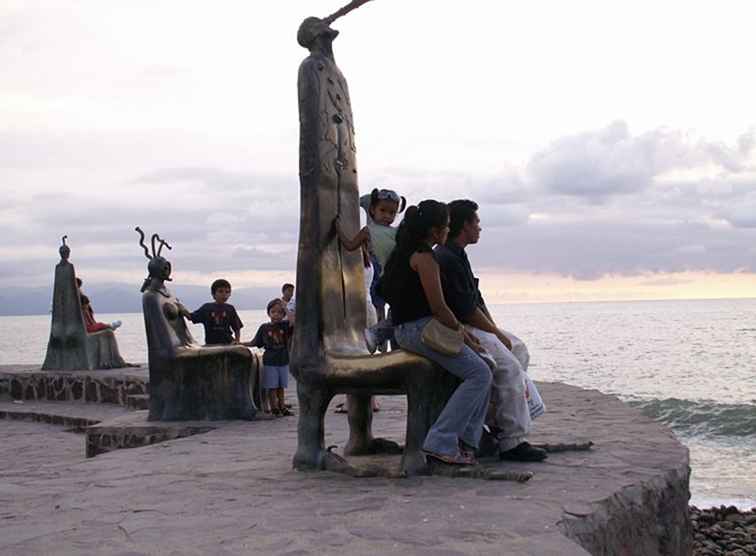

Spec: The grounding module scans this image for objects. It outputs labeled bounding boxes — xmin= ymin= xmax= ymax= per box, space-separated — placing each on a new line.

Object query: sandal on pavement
xmin=423 ymin=450 xmax=477 ymax=466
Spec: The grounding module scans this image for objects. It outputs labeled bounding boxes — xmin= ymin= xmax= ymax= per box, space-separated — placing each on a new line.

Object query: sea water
xmin=1 ymin=298 xmax=754 ymax=509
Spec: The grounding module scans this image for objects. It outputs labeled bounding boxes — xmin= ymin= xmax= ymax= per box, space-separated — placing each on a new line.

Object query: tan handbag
xmin=421 ymin=318 xmax=464 ymax=356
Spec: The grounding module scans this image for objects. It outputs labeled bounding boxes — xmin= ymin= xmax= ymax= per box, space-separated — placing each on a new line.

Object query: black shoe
xmin=499 ymin=442 xmax=548 ymax=462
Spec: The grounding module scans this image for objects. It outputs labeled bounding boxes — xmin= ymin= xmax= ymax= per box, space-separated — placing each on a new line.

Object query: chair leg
xmin=401 ymin=370 xmax=460 ymax=476
xmin=344 ymin=394 xmax=373 ymax=455
xmin=345 ymin=394 xmax=402 ymax=456
xmin=292 ymin=381 xmax=333 ymax=470
xmin=402 ymin=380 xmax=431 ymax=476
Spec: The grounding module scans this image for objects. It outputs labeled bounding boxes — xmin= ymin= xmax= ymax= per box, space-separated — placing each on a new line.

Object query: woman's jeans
xmin=395 ymin=317 xmax=492 ymax=457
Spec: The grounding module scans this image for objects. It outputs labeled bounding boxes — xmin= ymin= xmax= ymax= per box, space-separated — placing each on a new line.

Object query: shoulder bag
xmin=421 ymin=318 xmax=464 ymax=356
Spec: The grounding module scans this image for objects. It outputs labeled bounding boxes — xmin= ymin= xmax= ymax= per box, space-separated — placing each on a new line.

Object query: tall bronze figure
xmin=42 ymin=236 xmax=128 ymax=370
xmin=291 ymin=9 xmax=459 ymax=476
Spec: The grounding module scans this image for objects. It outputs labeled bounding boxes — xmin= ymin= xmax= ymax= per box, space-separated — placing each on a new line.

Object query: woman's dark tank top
xmin=388 ymin=245 xmax=435 ymax=325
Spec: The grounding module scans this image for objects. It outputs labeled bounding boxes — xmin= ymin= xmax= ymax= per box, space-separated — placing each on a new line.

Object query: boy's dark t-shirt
xmin=251 ymin=321 xmax=291 ymax=366
xmin=190 ymin=302 xmax=243 ymax=345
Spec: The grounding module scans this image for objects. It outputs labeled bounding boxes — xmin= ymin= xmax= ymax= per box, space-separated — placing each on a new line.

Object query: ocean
xmin=1 ymin=298 xmax=754 ymax=509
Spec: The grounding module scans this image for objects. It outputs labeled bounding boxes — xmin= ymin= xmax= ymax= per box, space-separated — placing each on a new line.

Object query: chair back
xmin=292 ymin=52 xmax=368 ymax=372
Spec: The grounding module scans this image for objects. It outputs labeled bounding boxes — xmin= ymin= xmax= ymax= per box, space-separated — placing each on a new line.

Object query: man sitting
xmin=434 ymin=200 xmax=547 ymax=462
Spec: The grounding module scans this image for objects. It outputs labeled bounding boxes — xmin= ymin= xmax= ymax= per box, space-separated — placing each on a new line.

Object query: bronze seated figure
xmin=291 ymin=15 xmax=459 ymax=476
xmin=136 ymin=228 xmax=258 ymax=421
xmin=42 ymin=236 xmax=129 ymax=371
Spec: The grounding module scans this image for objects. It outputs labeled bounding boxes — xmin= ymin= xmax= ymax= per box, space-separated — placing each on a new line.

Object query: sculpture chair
xmin=291 ymin=15 xmax=458 ymax=476
xmin=42 ymin=236 xmax=128 ymax=371
xmin=136 ymin=228 xmax=258 ymax=421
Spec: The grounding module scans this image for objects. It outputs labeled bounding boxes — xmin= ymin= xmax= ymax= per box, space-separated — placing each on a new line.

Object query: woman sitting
xmin=380 ymin=200 xmax=492 ymax=466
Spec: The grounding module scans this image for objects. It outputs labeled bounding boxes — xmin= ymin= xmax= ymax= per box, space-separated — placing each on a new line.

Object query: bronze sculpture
xmin=42 ymin=236 xmax=128 ymax=370
xmin=291 ymin=7 xmax=460 ymax=476
xmin=136 ymin=227 xmax=259 ymax=421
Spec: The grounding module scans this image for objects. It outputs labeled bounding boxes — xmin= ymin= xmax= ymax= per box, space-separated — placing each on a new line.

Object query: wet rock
xmin=691 ymin=505 xmax=756 ymax=556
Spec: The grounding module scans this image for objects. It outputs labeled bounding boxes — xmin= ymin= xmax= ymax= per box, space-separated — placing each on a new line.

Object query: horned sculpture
xmin=135 ymin=227 xmax=259 ymax=421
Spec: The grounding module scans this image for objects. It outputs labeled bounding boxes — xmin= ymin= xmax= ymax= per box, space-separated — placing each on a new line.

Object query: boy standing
xmin=250 ymin=299 xmax=293 ymax=416
xmin=184 ymin=279 xmax=243 ymax=345
xmin=280 ymin=283 xmax=295 ymax=324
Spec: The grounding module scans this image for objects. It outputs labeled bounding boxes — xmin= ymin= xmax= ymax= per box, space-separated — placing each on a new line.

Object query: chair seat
xmin=324 ymin=349 xmax=438 ymax=393
xmin=174 ymin=344 xmax=253 ymax=360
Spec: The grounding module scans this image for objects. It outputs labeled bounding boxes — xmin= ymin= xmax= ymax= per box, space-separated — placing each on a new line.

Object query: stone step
xmin=126 ymin=394 xmax=149 ymax=410
xmin=0 ymin=400 xmax=133 ymax=432
xmin=85 ymin=412 xmax=217 ymax=458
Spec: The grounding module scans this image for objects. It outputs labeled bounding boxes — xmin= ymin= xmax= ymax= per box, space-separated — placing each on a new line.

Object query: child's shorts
xmin=262 ymin=365 xmax=289 ymax=389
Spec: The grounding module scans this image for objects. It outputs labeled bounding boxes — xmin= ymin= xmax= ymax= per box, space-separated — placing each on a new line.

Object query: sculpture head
xmin=59 ymin=235 xmax=70 ymax=261
xmin=297 ymin=17 xmax=339 ymax=50
xmin=135 ymin=227 xmax=173 ymax=293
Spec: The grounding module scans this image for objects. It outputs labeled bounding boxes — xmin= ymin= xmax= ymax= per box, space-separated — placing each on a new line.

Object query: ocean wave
xmin=631 ymin=398 xmax=756 ymax=437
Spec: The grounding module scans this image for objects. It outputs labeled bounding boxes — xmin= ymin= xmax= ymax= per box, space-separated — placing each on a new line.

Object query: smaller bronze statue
xmin=42 ymin=236 xmax=128 ymax=370
xmin=136 ymin=227 xmax=259 ymax=421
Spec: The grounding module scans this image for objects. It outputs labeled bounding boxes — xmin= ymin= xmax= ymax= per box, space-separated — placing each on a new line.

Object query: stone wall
xmin=1 ymin=371 xmax=147 ymax=406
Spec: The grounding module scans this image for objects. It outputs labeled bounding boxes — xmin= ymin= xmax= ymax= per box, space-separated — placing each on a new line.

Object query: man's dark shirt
xmin=190 ymin=302 xmax=243 ymax=345
xmin=434 ymin=240 xmax=488 ymax=321
xmin=251 ymin=321 xmax=291 ymax=366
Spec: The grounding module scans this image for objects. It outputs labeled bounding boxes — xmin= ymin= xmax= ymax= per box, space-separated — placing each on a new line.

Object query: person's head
xmin=281 ymin=283 xmax=295 ymax=302
xmin=75 ymin=277 xmax=82 ymax=289
xmin=267 ymin=299 xmax=286 ymax=323
xmin=395 ymin=200 xmax=449 ymax=254
xmin=297 ymin=17 xmax=339 ymax=53
xmin=211 ymin=279 xmax=232 ymax=304
xmin=448 ymin=199 xmax=481 ymax=245
xmin=368 ymin=188 xmax=407 ymax=226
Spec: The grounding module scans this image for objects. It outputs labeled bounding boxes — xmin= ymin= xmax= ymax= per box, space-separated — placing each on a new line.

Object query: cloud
xmin=527 ymin=121 xmax=755 ymax=201
xmin=3 ymin=122 xmax=756 ymax=290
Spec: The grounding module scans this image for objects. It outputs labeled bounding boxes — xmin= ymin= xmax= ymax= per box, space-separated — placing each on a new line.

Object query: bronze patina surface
xmin=291 ymin=11 xmax=459 ymax=477
xmin=42 ymin=236 xmax=128 ymax=371
xmin=136 ymin=228 xmax=259 ymax=421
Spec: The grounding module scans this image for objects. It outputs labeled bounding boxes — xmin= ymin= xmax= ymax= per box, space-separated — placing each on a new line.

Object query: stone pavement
xmin=0 ymin=382 xmax=691 ymax=555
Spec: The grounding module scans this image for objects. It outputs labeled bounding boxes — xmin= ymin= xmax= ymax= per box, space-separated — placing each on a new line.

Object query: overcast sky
xmin=2 ymin=0 xmax=755 ymax=303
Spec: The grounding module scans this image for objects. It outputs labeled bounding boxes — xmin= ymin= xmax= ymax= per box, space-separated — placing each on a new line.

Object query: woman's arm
xmin=333 ymin=218 xmax=370 ymax=252
xmin=412 ymin=252 xmax=460 ymax=330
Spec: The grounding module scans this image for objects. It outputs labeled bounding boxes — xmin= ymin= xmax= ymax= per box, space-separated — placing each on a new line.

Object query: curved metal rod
xmin=61 ymin=235 xmax=67 ymax=246
xmin=156 ymin=235 xmax=172 ymax=256
xmin=151 ymin=234 xmax=159 ymax=258
xmin=135 ymin=227 xmax=152 ymax=260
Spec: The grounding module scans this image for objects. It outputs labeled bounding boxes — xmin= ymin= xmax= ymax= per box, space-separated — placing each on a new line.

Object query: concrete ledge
xmin=84 ymin=411 xmax=217 ymax=458
xmin=0 ymin=408 xmax=100 ymax=432
xmin=0 ymin=381 xmax=692 ymax=555
xmin=0 ymin=400 xmax=132 ymax=432
xmin=0 ymin=365 xmax=148 ymax=406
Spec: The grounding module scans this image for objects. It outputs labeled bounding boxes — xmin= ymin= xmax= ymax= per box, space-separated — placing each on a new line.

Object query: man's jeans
xmin=466 ymin=327 xmax=532 ymax=451
xmin=395 ymin=317 xmax=492 ymax=456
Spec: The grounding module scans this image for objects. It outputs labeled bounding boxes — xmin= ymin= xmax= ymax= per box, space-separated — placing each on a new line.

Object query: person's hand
xmin=464 ymin=330 xmax=483 ymax=353
xmin=496 ymin=330 xmax=512 ymax=351
xmin=176 ymin=302 xmax=190 ymax=318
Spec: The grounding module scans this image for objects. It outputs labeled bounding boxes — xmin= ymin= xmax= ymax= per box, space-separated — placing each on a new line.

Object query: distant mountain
xmin=0 ymin=283 xmax=279 ymax=316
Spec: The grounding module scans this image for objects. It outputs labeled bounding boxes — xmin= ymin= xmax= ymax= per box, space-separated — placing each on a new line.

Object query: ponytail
xmin=380 ymin=200 xmax=448 ymax=304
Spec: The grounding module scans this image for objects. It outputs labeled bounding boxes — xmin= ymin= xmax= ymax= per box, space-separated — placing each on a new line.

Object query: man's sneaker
xmin=499 ymin=441 xmax=548 ymax=462
xmin=110 ymin=320 xmax=122 ymax=330
xmin=364 ymin=327 xmax=379 ymax=354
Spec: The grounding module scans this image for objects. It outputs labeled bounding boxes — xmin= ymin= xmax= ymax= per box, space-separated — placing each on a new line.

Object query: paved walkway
xmin=0 ymin=382 xmax=689 ymax=555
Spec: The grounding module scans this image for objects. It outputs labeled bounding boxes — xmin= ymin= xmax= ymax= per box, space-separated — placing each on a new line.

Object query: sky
xmin=2 ymin=0 xmax=756 ymax=305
